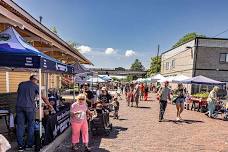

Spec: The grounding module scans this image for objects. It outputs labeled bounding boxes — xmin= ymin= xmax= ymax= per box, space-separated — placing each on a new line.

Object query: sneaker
xmin=84 ymin=145 xmax=91 ymax=152
xmin=176 ymin=117 xmax=180 ymax=121
xmin=18 ymin=146 xmax=24 ymax=152
xmin=72 ymin=144 xmax=80 ymax=151
xmin=25 ymin=145 xmax=33 ymax=151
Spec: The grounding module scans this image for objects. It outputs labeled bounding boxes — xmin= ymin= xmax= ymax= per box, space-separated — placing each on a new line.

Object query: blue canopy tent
xmin=0 ymin=27 xmax=74 ymax=73
xmin=0 ymin=27 xmax=75 ymax=138
xmin=180 ymin=75 xmax=226 ymax=93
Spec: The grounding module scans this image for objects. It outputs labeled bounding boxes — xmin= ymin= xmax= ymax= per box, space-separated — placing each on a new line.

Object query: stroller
xmin=208 ymin=100 xmax=228 ymax=120
xmin=90 ymin=103 xmax=112 ymax=136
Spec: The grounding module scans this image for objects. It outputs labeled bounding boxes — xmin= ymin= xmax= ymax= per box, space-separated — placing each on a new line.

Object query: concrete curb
xmin=40 ymin=127 xmax=71 ymax=152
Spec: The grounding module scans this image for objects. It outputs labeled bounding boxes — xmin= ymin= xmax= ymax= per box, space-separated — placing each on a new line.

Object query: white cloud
xmin=77 ymin=45 xmax=91 ymax=54
xmin=105 ymin=48 xmax=116 ymax=55
xmin=125 ymin=50 xmax=136 ymax=57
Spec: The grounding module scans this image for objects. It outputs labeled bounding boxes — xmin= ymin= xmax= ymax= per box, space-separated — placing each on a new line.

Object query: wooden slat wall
xmin=48 ymin=74 xmax=60 ymax=89
xmin=0 ymin=71 xmax=61 ymax=93
xmin=9 ymin=72 xmax=30 ymax=92
xmin=0 ymin=72 xmax=6 ymax=93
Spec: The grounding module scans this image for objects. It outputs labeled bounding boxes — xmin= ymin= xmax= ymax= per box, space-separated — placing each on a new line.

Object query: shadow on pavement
xmin=118 ymin=118 xmax=128 ymax=121
xmin=89 ymin=126 xmax=128 ymax=151
xmin=137 ymin=106 xmax=151 ymax=109
xmin=163 ymin=119 xmax=204 ymax=124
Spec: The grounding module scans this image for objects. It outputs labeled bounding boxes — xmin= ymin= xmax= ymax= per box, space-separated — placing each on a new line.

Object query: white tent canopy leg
xmin=38 ymin=69 xmax=42 ymax=138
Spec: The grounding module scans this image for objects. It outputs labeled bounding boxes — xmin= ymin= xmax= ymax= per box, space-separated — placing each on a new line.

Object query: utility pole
xmin=156 ymin=44 xmax=160 ymax=73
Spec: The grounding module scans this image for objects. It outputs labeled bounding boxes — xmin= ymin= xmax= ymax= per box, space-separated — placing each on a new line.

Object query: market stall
xmin=179 ymin=75 xmax=225 ymax=112
xmin=0 ymin=27 xmax=74 ymax=149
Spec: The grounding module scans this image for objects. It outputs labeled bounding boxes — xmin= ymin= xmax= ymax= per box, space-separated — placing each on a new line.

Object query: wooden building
xmin=0 ymin=0 xmax=92 ymax=93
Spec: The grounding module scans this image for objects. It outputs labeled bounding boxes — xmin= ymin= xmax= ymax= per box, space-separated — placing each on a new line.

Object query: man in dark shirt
xmin=98 ymin=87 xmax=112 ymax=127
xmin=98 ymin=87 xmax=112 ymax=107
xmin=16 ymin=75 xmax=52 ymax=151
xmin=82 ymin=83 xmax=94 ymax=108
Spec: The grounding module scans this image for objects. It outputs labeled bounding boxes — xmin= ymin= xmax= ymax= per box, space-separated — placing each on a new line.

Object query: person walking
xmin=174 ymin=83 xmax=186 ymax=121
xmin=140 ymin=83 xmax=144 ymax=101
xmin=82 ymin=83 xmax=94 ymax=108
xmin=16 ymin=75 xmax=52 ymax=152
xmin=144 ymin=84 xmax=149 ymax=101
xmin=133 ymin=82 xmax=140 ymax=107
xmin=71 ymin=94 xmax=91 ymax=152
xmin=207 ymin=86 xmax=219 ymax=118
xmin=127 ymin=83 xmax=134 ymax=107
xmin=157 ymin=81 xmax=171 ymax=122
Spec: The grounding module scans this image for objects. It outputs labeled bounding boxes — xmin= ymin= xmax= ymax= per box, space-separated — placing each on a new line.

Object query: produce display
xmin=191 ymin=92 xmax=209 ymax=99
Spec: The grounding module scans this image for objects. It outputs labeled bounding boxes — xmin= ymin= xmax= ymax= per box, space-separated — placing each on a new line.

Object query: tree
xmin=50 ymin=26 xmax=58 ymax=35
xmin=115 ymin=67 xmax=125 ymax=71
xmin=147 ymin=56 xmax=161 ymax=76
xmin=111 ymin=77 xmax=120 ymax=82
xmin=130 ymin=59 xmax=144 ymax=71
xmin=67 ymin=41 xmax=77 ymax=48
xmin=172 ymin=32 xmax=205 ymax=48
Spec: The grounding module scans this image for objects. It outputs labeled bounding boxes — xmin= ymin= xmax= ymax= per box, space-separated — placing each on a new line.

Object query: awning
xmin=181 ymin=75 xmax=225 ymax=85
xmin=172 ymin=75 xmax=190 ymax=83
xmin=0 ymin=27 xmax=74 ymax=74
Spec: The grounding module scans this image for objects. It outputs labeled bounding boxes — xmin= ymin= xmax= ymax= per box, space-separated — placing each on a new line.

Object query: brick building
xmin=161 ymin=37 xmax=228 ymax=82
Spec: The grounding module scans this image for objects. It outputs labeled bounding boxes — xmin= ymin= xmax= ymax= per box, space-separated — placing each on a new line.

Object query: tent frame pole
xmin=38 ymin=69 xmax=42 ymax=138
xmin=73 ymin=74 xmax=76 ymax=101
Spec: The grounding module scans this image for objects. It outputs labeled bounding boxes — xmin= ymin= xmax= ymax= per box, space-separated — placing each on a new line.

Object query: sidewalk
xmin=55 ymin=93 xmax=228 ymax=152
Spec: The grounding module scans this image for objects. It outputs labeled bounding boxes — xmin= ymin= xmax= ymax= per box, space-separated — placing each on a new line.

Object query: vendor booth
xmin=179 ymin=75 xmax=226 ymax=112
xmin=0 ymin=27 xmax=74 ymax=150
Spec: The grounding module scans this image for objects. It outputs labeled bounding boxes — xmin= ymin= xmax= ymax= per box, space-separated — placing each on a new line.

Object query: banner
xmin=44 ymin=106 xmax=70 ymax=145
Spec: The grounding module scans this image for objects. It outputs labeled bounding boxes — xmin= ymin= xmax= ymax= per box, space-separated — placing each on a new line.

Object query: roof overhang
xmin=0 ymin=0 xmax=92 ymax=65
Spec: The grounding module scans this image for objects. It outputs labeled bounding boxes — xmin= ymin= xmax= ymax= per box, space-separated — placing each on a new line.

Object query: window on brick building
xmin=220 ymin=53 xmax=227 ymax=63
xmin=171 ymin=59 xmax=175 ymax=68
xmin=165 ymin=62 xmax=170 ymax=70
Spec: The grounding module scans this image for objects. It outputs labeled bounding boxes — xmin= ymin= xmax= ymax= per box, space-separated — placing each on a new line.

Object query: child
xmin=112 ymin=96 xmax=120 ymax=119
xmin=70 ymin=94 xmax=91 ymax=152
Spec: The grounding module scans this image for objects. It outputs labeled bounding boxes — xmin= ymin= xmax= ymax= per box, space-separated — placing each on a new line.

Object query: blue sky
xmin=14 ymin=0 xmax=228 ymax=69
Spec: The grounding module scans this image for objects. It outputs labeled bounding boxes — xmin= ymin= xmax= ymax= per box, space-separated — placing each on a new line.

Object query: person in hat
xmin=16 ymin=75 xmax=53 ymax=151
xmin=98 ymin=87 xmax=112 ymax=108
xmin=98 ymin=87 xmax=112 ymax=126
xmin=157 ymin=81 xmax=171 ymax=122
xmin=82 ymin=83 xmax=94 ymax=108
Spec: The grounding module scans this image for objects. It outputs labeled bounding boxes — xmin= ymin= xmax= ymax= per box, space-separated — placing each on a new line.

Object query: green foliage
xmin=130 ymin=59 xmax=144 ymax=71
xmin=126 ymin=75 xmax=134 ymax=82
xmin=172 ymin=32 xmax=205 ymax=48
xmin=50 ymin=26 xmax=58 ymax=35
xmin=115 ymin=67 xmax=125 ymax=71
xmin=111 ymin=77 xmax=120 ymax=82
xmin=147 ymin=56 xmax=161 ymax=76
xmin=67 ymin=41 xmax=77 ymax=48
xmin=192 ymin=92 xmax=209 ymax=99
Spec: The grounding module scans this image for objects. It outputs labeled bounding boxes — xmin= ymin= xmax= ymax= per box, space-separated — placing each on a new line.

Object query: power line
xmin=213 ymin=28 xmax=228 ymax=37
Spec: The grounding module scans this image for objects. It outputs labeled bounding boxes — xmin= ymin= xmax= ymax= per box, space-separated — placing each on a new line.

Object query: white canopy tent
xmin=158 ymin=76 xmax=175 ymax=83
xmin=172 ymin=75 xmax=190 ymax=83
xmin=148 ymin=74 xmax=165 ymax=82
xmin=87 ymin=77 xmax=106 ymax=83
